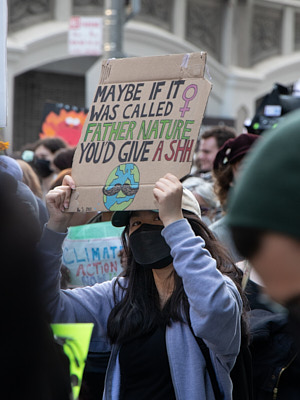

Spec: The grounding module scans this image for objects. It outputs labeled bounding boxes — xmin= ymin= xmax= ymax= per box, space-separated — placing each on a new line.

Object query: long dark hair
xmin=213 ymin=163 xmax=234 ymax=209
xmin=107 ymin=211 xmax=248 ymax=344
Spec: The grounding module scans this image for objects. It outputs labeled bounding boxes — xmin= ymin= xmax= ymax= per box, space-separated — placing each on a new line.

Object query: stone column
xmin=281 ymin=6 xmax=295 ymax=55
xmin=236 ymin=0 xmax=254 ymax=68
xmin=173 ymin=0 xmax=187 ymax=40
xmin=103 ymin=0 xmax=125 ymax=58
xmin=54 ymin=0 xmax=72 ymax=21
xmin=220 ymin=0 xmax=236 ymax=68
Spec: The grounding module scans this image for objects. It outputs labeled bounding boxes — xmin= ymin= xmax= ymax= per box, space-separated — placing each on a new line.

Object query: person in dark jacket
xmin=227 ymin=110 xmax=300 ymax=398
xmin=0 ymin=171 xmax=71 ymax=399
xmin=249 ymin=308 xmax=300 ymax=400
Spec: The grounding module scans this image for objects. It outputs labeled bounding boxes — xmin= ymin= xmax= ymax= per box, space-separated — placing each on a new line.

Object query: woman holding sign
xmin=41 ymin=173 xmax=245 ymax=400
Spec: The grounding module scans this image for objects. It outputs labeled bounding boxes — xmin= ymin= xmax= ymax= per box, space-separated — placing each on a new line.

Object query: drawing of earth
xmin=103 ymin=163 xmax=140 ymax=211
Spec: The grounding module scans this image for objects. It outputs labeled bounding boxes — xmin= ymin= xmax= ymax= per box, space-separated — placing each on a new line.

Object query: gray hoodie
xmin=39 ymin=218 xmax=242 ymax=399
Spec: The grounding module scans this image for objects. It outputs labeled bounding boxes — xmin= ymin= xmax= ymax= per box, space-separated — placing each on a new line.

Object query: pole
xmin=103 ymin=0 xmax=125 ymax=59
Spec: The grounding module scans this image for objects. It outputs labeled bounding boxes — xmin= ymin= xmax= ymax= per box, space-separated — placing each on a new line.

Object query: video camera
xmin=246 ymin=83 xmax=300 ymax=135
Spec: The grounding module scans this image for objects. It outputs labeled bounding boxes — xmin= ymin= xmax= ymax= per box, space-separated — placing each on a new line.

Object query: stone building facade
xmin=5 ymin=0 xmax=300 ymax=149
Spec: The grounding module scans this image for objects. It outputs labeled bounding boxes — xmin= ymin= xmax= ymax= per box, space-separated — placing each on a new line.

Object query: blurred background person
xmin=228 ymin=111 xmax=300 ymax=345
xmin=0 ymin=154 xmax=23 ymax=181
xmin=227 ymin=111 xmax=300 ymax=399
xmin=33 ymin=137 xmax=68 ymax=200
xmin=52 ymin=147 xmax=76 ymax=174
xmin=0 ymin=155 xmax=46 ymax=233
xmin=182 ymin=175 xmax=220 ymax=225
xmin=210 ymin=133 xmax=259 ymax=263
xmin=0 ymin=171 xmax=71 ymax=399
xmin=17 ymin=158 xmax=49 ymax=229
xmin=193 ymin=126 xmax=236 ymax=182
xmin=211 ymin=132 xmax=300 ymax=400
xmin=17 ymin=158 xmax=43 ymax=199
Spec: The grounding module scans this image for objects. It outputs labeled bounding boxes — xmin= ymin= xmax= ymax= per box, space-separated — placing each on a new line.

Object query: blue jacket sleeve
xmin=37 ymin=225 xmax=118 ymax=351
xmin=162 ymin=218 xmax=242 ymax=358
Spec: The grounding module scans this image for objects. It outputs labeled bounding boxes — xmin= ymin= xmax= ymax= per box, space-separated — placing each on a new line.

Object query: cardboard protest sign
xmin=51 ymin=323 xmax=94 ymax=400
xmin=69 ymin=52 xmax=212 ymax=212
xmin=62 ymin=221 xmax=123 ymax=287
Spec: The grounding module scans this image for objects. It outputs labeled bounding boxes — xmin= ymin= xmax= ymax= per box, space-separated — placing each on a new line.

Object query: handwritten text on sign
xmin=69 ymin=53 xmax=212 ymax=213
xmin=78 ymin=80 xmax=199 ymax=165
xmin=62 ymin=236 xmax=123 ymax=287
xmin=68 ymin=16 xmax=103 ymax=56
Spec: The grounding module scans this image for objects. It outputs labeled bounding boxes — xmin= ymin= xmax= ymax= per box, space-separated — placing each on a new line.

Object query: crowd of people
xmin=1 ymin=108 xmax=300 ymax=399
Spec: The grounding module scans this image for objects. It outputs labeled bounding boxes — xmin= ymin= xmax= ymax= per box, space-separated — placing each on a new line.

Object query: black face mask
xmin=34 ymin=158 xmax=53 ymax=178
xmin=129 ymin=223 xmax=173 ymax=270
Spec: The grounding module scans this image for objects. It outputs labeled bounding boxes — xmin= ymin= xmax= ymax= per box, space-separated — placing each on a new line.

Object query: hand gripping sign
xmin=69 ymin=52 xmax=212 ymax=212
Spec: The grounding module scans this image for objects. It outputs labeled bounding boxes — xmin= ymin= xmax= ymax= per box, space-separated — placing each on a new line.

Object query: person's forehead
xmin=35 ymin=145 xmax=52 ymax=157
xmin=200 ymin=136 xmax=218 ymax=149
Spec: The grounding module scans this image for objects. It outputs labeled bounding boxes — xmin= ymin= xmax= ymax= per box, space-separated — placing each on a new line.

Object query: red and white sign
xmin=68 ymin=16 xmax=103 ymax=56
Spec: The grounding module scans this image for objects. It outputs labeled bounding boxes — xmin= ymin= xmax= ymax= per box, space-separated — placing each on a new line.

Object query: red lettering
xmin=87 ymin=263 xmax=94 ymax=276
xmin=165 ymin=140 xmax=176 ymax=161
xmin=76 ymin=264 xmax=86 ymax=277
xmin=181 ymin=139 xmax=194 ymax=162
xmin=110 ymin=261 xmax=117 ymax=273
xmin=104 ymin=263 xmax=109 ymax=273
xmin=173 ymin=140 xmax=186 ymax=162
xmin=93 ymin=262 xmax=101 ymax=274
xmin=152 ymin=141 xmax=164 ymax=161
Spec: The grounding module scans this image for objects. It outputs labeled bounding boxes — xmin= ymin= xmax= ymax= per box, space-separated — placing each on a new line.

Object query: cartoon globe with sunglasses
xmin=103 ymin=163 xmax=140 ymax=211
